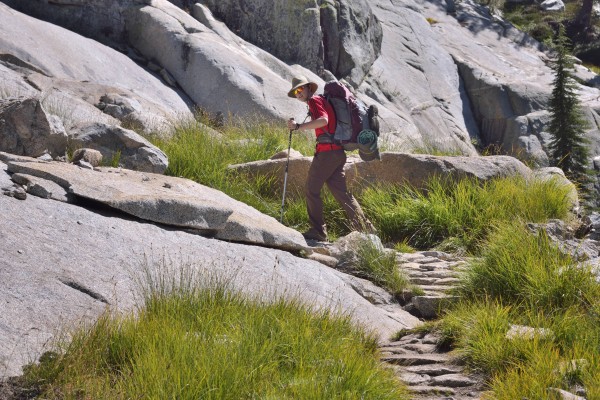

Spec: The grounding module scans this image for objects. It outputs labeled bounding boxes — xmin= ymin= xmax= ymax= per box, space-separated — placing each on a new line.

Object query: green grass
xmin=434 ymin=220 xmax=600 ymax=398
xmin=460 ymin=223 xmax=600 ymax=311
xmin=21 ymin=266 xmax=408 ymax=399
xmin=360 ymin=175 xmax=572 ymax=254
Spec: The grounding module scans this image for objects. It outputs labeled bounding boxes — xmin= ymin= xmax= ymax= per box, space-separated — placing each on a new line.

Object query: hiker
xmin=286 ymin=76 xmax=375 ymax=242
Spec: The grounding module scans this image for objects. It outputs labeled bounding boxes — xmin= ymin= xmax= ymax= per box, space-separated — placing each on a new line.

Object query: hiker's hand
xmin=287 ymin=118 xmax=300 ymax=131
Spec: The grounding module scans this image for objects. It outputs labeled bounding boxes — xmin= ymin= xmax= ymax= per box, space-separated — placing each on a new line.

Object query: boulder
xmin=0 ymin=159 xmax=421 ymax=377
xmin=0 ymin=98 xmax=68 ymax=158
xmin=69 ymin=123 xmax=169 ymax=173
xmin=540 ymin=0 xmax=565 ymax=12
xmin=328 ymin=231 xmax=385 ymax=269
xmin=6 ymin=159 xmax=307 ymax=252
xmin=229 ymin=152 xmax=534 ymax=196
xmin=71 ymin=148 xmax=103 ymax=167
xmin=346 ymin=153 xmax=533 ymax=191
xmin=505 ymin=324 xmax=554 ymax=340
xmin=531 ymin=167 xmax=579 ymax=211
xmin=228 ymin=156 xmax=313 ymax=199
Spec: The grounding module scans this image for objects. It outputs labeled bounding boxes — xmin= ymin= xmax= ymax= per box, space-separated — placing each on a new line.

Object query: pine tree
xmin=547 ymin=25 xmax=589 ymax=184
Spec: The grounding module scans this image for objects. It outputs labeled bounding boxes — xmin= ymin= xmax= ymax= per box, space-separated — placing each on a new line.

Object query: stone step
xmin=436 ymin=277 xmax=461 ymax=285
xmin=416 ymin=262 xmax=452 ymax=271
xmin=409 ymin=276 xmax=461 ymax=286
xmin=429 ymin=373 xmax=478 ymax=387
xmin=381 ymin=353 xmax=448 ymax=366
xmin=406 ymin=270 xmax=458 ymax=279
xmin=404 ymin=364 xmax=463 ymax=376
xmin=381 ymin=343 xmax=438 ymax=355
xmin=417 ymin=285 xmax=456 ymax=292
xmin=400 ymin=372 xmax=432 ymax=386
xmin=408 ymin=277 xmax=439 ymax=285
xmin=409 ymin=385 xmax=456 ymax=396
xmin=421 ymin=290 xmax=455 ymax=298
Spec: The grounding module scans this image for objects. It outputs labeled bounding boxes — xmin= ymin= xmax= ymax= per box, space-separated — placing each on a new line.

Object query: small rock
xmin=270 ymin=148 xmax=303 ymax=160
xmin=505 ymin=325 xmax=554 ymax=340
xmin=74 ymin=160 xmax=94 ymax=170
xmin=36 ymin=153 xmax=53 ymax=161
xmin=306 ymin=252 xmax=338 ymax=267
xmin=2 ymin=185 xmax=27 ymax=200
xmin=547 ymin=387 xmax=586 ymax=400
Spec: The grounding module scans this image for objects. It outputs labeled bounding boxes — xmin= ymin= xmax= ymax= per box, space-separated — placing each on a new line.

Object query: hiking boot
xmin=367 ymin=105 xmax=379 ymax=136
xmin=302 ymin=228 xmax=328 ymax=242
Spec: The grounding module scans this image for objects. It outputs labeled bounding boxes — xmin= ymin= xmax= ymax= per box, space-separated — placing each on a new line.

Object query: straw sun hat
xmin=287 ymin=76 xmax=318 ymax=98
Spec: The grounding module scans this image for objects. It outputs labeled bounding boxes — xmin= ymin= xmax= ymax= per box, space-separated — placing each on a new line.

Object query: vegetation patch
xmin=360 ymin=175 xmax=572 ymax=253
xmin=20 ymin=272 xmax=408 ymax=399
xmin=354 ymin=240 xmax=413 ymax=297
xmin=435 ymin=222 xmax=600 ymax=398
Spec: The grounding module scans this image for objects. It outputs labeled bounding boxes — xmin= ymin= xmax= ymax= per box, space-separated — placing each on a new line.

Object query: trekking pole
xmin=280 ymin=128 xmax=294 ymax=223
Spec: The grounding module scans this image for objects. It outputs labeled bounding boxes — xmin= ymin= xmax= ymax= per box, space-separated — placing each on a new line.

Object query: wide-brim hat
xmin=288 ymin=76 xmax=318 ymax=98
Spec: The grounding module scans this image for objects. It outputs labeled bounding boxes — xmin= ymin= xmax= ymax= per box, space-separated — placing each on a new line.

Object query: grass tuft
xmin=354 ymin=241 xmax=412 ymax=297
xmin=461 ymin=222 xmax=600 ymax=312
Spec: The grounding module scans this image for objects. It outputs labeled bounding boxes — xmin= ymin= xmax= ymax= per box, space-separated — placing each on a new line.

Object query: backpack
xmin=318 ymin=80 xmax=380 ymax=161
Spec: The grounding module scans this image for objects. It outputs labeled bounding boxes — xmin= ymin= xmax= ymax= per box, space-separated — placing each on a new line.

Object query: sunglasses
xmin=293 ymin=86 xmax=305 ymax=96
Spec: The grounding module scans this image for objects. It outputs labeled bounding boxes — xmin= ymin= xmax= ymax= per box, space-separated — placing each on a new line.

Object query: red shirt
xmin=308 ymin=96 xmax=343 ymax=153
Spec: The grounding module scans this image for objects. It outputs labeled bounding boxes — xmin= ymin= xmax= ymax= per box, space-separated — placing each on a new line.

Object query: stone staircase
xmin=380 ymin=251 xmax=487 ymax=400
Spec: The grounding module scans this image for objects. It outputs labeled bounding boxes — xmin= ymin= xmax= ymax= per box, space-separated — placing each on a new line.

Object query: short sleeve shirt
xmin=308 ymin=96 xmax=343 ymax=153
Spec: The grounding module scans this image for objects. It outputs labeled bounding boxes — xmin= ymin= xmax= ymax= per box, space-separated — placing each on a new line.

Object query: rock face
xmin=199 ymin=0 xmax=382 ymax=87
xmin=123 ymin=0 xmax=308 ymax=122
xmin=0 ymin=158 xmax=420 ymax=378
xmin=0 ymin=2 xmax=193 ymax=134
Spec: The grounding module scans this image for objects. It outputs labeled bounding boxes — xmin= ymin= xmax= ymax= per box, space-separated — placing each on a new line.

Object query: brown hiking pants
xmin=305 ymin=150 xmax=373 ymax=237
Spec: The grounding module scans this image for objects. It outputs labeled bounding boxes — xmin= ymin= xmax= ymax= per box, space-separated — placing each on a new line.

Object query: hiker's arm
xmin=287 ymin=117 xmax=327 ymax=131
